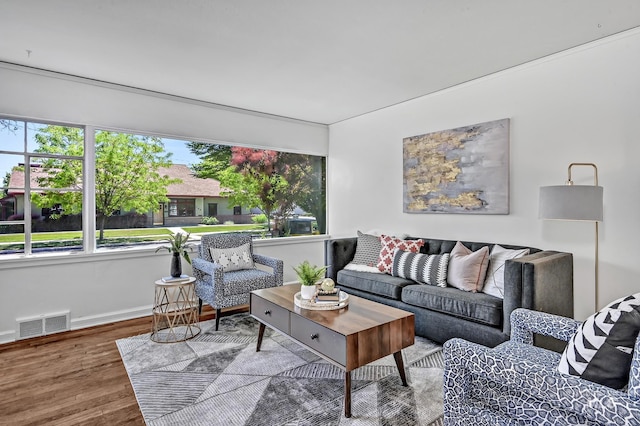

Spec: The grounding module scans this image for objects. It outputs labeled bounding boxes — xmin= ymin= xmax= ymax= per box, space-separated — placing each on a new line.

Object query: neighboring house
xmin=158 ymin=164 xmax=250 ymax=226
xmin=1 ymin=164 xmax=251 ymax=226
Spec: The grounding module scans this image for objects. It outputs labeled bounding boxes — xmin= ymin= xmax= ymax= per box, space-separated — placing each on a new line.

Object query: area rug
xmin=116 ymin=313 xmax=444 ymax=425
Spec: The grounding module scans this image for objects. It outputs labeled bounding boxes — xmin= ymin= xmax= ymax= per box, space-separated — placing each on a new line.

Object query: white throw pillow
xmin=482 ymin=244 xmax=529 ymax=298
xmin=209 ymin=242 xmax=254 ymax=272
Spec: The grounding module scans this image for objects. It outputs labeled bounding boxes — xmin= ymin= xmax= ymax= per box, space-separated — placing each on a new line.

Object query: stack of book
xmin=315 ymin=288 xmax=340 ymax=304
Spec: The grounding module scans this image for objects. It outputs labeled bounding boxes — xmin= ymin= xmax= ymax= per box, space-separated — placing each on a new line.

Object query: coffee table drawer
xmin=291 ymin=315 xmax=346 ymax=365
xmin=251 ymin=295 xmax=290 ymax=334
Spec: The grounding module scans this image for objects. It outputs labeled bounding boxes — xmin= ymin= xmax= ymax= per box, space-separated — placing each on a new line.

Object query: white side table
xmin=151 ymin=277 xmax=201 ymax=343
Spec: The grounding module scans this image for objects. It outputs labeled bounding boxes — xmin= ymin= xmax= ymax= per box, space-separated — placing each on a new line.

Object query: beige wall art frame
xmin=403 ymin=118 xmax=510 ymax=214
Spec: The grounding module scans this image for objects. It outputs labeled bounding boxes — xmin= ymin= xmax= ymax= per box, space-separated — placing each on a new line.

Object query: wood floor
xmin=0 ymin=306 xmax=243 ymax=426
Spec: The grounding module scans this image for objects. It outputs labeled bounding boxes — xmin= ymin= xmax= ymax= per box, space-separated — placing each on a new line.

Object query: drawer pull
xmin=264 ymin=309 xmax=271 ymax=315
xmin=310 ymin=333 xmax=319 ymax=340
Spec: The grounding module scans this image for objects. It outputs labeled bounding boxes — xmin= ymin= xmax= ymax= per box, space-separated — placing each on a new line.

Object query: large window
xmin=0 ymin=118 xmax=326 ymax=256
xmin=0 ymin=119 xmax=84 ymax=255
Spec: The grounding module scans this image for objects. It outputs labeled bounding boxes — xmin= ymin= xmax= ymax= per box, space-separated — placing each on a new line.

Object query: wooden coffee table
xmin=250 ymin=284 xmax=415 ymax=418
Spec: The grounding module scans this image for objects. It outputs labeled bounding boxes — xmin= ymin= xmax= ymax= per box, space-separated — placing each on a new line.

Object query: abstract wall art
xmin=403 ymin=118 xmax=510 ymax=214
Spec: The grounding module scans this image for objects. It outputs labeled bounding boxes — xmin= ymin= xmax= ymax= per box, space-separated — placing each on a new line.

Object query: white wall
xmin=0 ymin=237 xmax=325 ymax=343
xmin=0 ymin=64 xmax=329 ymax=343
xmin=328 ymin=28 xmax=640 ymax=321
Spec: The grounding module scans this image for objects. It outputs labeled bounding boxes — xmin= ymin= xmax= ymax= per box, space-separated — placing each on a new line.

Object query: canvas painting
xmin=403 ymin=118 xmax=510 ymax=214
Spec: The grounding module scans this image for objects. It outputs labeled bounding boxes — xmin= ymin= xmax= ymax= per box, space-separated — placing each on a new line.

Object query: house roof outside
xmin=6 ymin=164 xmax=225 ymax=198
xmin=160 ymin=164 xmax=224 ymax=198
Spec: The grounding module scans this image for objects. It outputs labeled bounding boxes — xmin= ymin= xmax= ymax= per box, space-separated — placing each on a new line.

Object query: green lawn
xmin=0 ymin=224 xmax=265 ymax=245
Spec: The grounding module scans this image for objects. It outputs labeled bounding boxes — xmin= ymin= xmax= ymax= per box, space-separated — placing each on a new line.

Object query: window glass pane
xmin=0 ymin=222 xmax=24 ymax=254
xmin=27 ymin=123 xmax=84 ymax=156
xmin=94 ymin=130 xmax=174 ymax=249
xmin=0 ymin=153 xmax=24 ymax=221
xmin=0 ymin=118 xmax=85 ymax=256
xmin=0 ymin=120 xmax=25 ymax=152
xmin=94 ymin=132 xmax=326 ymax=249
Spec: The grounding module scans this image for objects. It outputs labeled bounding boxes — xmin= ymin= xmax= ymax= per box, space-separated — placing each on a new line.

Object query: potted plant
xmin=155 ymin=232 xmax=195 ymax=277
xmin=293 ymin=260 xmax=327 ymax=299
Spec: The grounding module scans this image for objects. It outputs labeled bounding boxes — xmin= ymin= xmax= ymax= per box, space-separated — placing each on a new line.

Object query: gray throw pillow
xmin=351 ymin=231 xmax=381 ymax=267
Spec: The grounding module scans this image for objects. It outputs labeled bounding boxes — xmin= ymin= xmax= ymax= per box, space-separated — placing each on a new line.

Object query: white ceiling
xmin=2 ymin=1 xmax=640 ymax=125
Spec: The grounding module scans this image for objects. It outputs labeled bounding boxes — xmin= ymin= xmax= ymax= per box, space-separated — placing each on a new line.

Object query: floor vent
xmin=16 ymin=311 xmax=70 ymax=340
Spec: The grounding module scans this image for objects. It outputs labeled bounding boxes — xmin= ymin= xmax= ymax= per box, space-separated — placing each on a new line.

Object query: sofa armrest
xmin=510 ymin=308 xmax=581 ymax=344
xmin=502 ymin=251 xmax=573 ymax=337
xmin=324 ymin=237 xmax=357 ymax=281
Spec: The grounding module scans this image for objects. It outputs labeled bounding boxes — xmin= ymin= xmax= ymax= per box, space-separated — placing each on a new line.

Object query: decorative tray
xmin=293 ymin=291 xmax=349 ymax=311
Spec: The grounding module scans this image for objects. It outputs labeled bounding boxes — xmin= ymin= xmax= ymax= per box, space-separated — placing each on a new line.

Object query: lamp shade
xmin=539 ymin=185 xmax=603 ymax=221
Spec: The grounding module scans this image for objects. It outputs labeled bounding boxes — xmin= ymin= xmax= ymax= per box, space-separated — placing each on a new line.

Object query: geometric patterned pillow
xmin=482 ymin=244 xmax=529 ymax=299
xmin=391 ymin=248 xmax=449 ymax=287
xmin=209 ymin=242 xmax=254 ymax=272
xmin=377 ymin=235 xmax=424 ymax=274
xmin=352 ymin=230 xmax=382 ymax=267
xmin=558 ymin=293 xmax=640 ymax=389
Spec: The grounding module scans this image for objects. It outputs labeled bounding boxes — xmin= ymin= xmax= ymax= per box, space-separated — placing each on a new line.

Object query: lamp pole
xmin=567 ymin=163 xmax=599 ymax=311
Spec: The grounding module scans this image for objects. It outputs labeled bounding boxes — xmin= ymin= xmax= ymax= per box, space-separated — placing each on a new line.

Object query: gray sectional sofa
xmin=325 ymin=236 xmax=574 ymax=350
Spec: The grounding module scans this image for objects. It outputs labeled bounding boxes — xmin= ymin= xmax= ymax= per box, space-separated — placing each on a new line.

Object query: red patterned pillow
xmin=377 ymin=235 xmax=425 ymax=274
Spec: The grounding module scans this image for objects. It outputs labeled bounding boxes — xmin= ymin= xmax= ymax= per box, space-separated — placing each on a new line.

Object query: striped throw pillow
xmin=391 ymin=248 xmax=450 ymax=287
xmin=558 ymin=293 xmax=640 ymax=389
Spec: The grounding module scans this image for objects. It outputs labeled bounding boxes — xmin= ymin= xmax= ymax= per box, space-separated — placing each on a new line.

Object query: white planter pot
xmin=300 ymin=284 xmax=317 ymax=300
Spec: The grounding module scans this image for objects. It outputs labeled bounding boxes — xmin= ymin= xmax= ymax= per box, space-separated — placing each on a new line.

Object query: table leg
xmin=393 ymin=351 xmax=408 ymax=386
xmin=256 ymin=322 xmax=265 ymax=352
xmin=344 ymin=371 xmax=352 ymax=418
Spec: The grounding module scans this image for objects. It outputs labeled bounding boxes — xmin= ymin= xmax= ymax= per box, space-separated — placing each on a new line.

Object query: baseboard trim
xmin=0 ymin=305 xmax=152 ymax=344
xmin=71 ymin=305 xmax=152 ymax=330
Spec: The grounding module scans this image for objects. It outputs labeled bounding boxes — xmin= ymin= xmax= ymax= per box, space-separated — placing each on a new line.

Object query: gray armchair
xmin=443 ymin=308 xmax=640 ymax=425
xmin=192 ymin=233 xmax=283 ymax=330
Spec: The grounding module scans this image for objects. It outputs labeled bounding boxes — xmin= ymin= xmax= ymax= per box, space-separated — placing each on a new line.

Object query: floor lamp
xmin=539 ymin=162 xmax=603 ymax=311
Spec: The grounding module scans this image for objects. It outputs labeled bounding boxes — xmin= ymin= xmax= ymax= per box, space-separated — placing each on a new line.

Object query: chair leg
xmin=215 ymin=308 xmax=221 ymax=331
xmin=198 ymin=298 xmax=203 ymax=315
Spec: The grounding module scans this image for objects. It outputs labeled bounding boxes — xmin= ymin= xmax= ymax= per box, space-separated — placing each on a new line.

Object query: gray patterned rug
xmin=116 ymin=313 xmax=444 ymax=425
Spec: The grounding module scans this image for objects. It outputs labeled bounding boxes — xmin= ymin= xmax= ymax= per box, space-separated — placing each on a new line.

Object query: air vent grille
xmin=16 ymin=311 xmax=70 ymax=340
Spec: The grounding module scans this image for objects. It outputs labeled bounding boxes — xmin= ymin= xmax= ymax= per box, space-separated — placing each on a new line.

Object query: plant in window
xmin=155 ymin=232 xmax=195 ymax=277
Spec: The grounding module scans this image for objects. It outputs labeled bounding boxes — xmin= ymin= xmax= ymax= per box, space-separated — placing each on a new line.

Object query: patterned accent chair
xmin=192 ymin=233 xmax=283 ymax=330
xmin=443 ymin=308 xmax=640 ymax=425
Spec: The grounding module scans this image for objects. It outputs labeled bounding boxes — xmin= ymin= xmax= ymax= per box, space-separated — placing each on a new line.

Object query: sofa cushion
xmin=391 ymin=248 xmax=449 ymax=287
xmin=377 ymin=235 xmax=424 ymax=274
xmin=337 ymin=269 xmax=413 ymax=300
xmin=447 ymin=241 xmax=490 ymax=292
xmin=401 ymin=284 xmax=503 ymax=326
xmin=558 ymin=293 xmax=640 ymax=389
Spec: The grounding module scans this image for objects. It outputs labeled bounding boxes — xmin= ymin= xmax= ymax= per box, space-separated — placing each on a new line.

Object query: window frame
xmin=0 ymin=117 xmax=327 ymax=259
xmin=0 ymin=117 xmax=90 ymax=256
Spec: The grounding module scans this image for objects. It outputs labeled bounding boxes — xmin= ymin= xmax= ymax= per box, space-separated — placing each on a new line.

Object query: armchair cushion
xmin=559 ymin=292 xmax=640 ymax=389
xmin=209 ymin=242 xmax=254 ymax=272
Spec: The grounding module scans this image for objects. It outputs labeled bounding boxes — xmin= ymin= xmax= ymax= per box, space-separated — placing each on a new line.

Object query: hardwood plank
xmin=0 ymin=305 xmax=245 ymax=425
